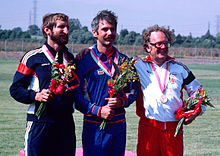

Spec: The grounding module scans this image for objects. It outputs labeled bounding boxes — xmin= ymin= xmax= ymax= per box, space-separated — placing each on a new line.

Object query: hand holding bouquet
xmin=174 ymin=87 xmax=214 ymax=137
xmin=36 ymin=54 xmax=80 ymax=119
xmin=99 ymin=58 xmax=139 ymax=130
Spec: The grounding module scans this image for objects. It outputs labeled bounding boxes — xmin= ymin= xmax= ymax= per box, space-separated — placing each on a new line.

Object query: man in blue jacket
xmin=10 ymin=13 xmax=76 ymax=156
xmin=75 ymin=10 xmax=137 ymax=156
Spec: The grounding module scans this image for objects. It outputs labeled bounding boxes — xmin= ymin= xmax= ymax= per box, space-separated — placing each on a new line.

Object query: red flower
xmin=55 ymin=63 xmax=60 ymax=68
xmin=108 ymin=79 xmax=114 ymax=88
xmin=108 ymin=88 xmax=115 ymax=98
xmin=49 ymin=79 xmax=66 ymax=94
xmin=50 ymin=79 xmax=57 ymax=86
xmin=54 ymin=84 xmax=65 ymax=94
xmin=59 ymin=64 xmax=65 ymax=68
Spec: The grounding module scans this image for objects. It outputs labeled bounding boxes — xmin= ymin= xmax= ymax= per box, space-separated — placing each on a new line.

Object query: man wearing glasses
xmin=134 ymin=25 xmax=205 ymax=156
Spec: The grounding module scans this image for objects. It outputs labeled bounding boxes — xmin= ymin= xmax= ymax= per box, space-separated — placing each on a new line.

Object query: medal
xmin=149 ymin=62 xmax=169 ymax=104
xmin=160 ymin=94 xmax=168 ymax=103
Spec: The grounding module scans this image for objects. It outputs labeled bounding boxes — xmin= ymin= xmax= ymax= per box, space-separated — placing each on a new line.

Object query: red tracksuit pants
xmin=137 ymin=118 xmax=183 ymax=156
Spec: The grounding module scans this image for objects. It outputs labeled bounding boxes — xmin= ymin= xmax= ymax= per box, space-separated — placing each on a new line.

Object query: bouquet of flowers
xmin=174 ymin=87 xmax=214 ymax=137
xmin=35 ymin=54 xmax=80 ymax=119
xmin=100 ymin=57 xmax=139 ymax=130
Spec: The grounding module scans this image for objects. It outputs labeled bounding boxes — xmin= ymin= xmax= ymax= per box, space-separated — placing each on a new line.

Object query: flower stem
xmin=100 ymin=120 xmax=106 ymax=130
xmin=35 ymin=103 xmax=46 ymax=120
xmin=174 ymin=117 xmax=185 ymax=137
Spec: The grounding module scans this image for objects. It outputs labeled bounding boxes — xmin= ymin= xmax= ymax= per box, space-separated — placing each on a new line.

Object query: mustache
xmin=158 ymin=47 xmax=168 ymax=52
xmin=158 ymin=51 xmax=168 ymax=53
xmin=105 ymin=35 xmax=115 ymax=39
xmin=59 ymin=33 xmax=68 ymax=37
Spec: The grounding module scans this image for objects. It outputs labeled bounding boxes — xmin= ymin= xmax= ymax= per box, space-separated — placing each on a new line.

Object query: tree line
xmin=1 ymin=18 xmax=220 ymax=48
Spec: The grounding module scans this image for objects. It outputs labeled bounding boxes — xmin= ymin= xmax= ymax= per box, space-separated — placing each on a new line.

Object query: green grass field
xmin=0 ymin=59 xmax=219 ymax=156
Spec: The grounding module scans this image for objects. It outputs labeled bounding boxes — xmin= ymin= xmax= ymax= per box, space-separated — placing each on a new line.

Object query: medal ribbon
xmin=42 ymin=45 xmax=68 ymax=65
xmin=90 ymin=48 xmax=119 ymax=77
xmin=149 ymin=62 xmax=169 ymax=93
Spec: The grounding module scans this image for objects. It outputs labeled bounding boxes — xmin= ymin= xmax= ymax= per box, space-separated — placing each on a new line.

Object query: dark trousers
xmin=25 ymin=120 xmax=76 ymax=156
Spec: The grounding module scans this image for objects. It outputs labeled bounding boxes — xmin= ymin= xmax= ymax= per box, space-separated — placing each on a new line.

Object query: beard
xmin=51 ymin=32 xmax=68 ymax=45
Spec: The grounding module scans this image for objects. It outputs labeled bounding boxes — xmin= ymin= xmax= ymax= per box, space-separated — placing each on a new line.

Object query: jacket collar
xmin=142 ymin=55 xmax=174 ymax=63
xmin=45 ymin=42 xmax=68 ymax=57
xmin=91 ymin=44 xmax=116 ymax=60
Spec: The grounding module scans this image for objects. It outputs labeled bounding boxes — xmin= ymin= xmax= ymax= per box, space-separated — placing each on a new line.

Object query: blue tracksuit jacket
xmin=75 ymin=44 xmax=138 ymax=124
xmin=75 ymin=44 xmax=138 ymax=156
xmin=9 ymin=43 xmax=75 ymax=122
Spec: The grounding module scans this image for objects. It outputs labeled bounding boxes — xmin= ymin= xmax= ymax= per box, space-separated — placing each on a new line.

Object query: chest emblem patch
xmin=169 ymin=74 xmax=176 ymax=84
xmin=41 ymin=63 xmax=50 ymax=66
xmin=97 ymin=69 xmax=104 ymax=75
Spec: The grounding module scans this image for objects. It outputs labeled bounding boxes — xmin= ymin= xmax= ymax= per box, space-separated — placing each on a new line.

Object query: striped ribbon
xmin=42 ymin=45 xmax=68 ymax=65
xmin=90 ymin=48 xmax=119 ymax=77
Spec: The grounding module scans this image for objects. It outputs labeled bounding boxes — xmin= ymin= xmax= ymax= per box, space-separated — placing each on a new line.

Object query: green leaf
xmin=174 ymin=117 xmax=185 ymax=137
xmin=110 ymin=57 xmax=119 ymax=75
xmin=100 ymin=120 xmax=106 ymax=130
xmin=35 ymin=103 xmax=46 ymax=120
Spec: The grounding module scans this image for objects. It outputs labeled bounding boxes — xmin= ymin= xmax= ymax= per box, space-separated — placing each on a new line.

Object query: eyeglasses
xmin=149 ymin=41 xmax=170 ymax=48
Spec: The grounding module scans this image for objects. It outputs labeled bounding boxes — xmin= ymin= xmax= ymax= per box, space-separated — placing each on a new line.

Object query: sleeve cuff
xmin=29 ymin=90 xmax=37 ymax=102
xmin=118 ymin=96 xmax=128 ymax=107
xmin=91 ymin=105 xmax=102 ymax=116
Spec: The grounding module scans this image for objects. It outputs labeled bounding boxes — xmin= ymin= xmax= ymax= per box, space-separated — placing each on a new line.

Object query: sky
xmin=1 ymin=0 xmax=220 ymax=37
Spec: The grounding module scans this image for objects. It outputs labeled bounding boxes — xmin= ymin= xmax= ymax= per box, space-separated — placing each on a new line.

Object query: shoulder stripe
xmin=183 ymin=71 xmax=195 ymax=85
xmin=169 ymin=60 xmax=191 ymax=72
xmin=21 ymin=48 xmax=42 ymax=65
xmin=17 ymin=62 xmax=34 ymax=75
